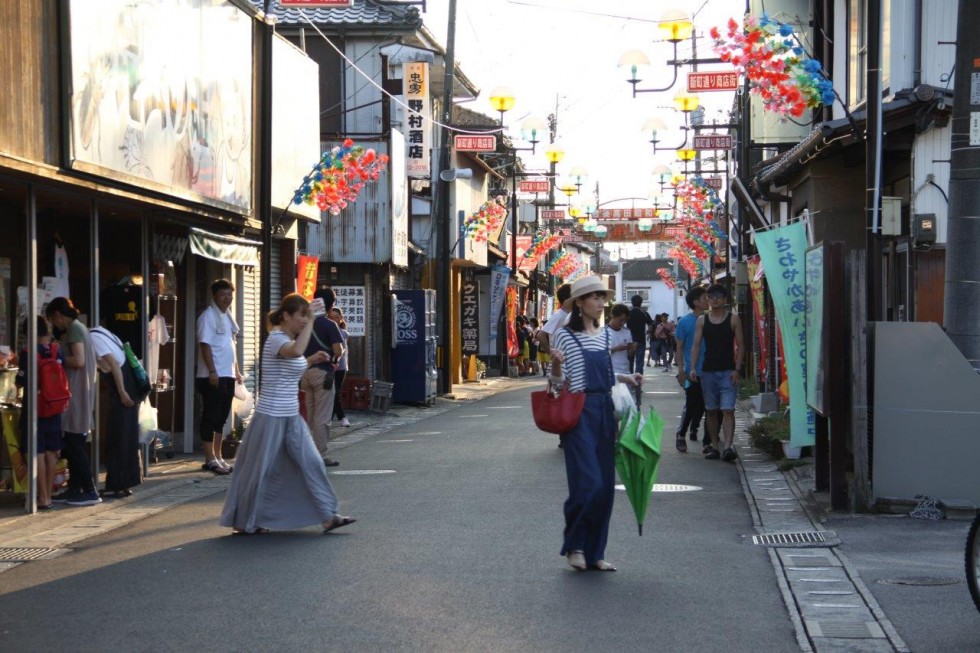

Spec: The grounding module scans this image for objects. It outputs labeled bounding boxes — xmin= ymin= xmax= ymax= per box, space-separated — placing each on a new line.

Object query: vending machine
xmin=391 ymin=289 xmax=438 ymax=405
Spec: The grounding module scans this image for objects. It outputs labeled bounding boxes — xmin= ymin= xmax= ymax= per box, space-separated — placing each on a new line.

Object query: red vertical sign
xmin=296 ymin=255 xmax=319 ymax=300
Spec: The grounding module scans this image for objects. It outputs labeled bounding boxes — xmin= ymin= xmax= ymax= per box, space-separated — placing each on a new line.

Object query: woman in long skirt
xmin=220 ymin=293 xmax=355 ymax=534
xmin=549 ymin=276 xmax=642 ymax=571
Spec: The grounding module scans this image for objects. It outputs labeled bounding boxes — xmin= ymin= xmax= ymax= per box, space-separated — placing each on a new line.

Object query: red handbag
xmin=531 ymin=381 xmax=586 ymax=434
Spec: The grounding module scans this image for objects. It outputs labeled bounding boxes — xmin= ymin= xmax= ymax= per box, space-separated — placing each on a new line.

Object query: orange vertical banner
xmin=296 ymin=255 xmax=319 ymax=300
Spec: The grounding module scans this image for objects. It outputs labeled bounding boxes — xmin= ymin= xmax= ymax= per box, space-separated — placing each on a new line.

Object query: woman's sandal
xmin=567 ymin=550 xmax=587 ymax=571
xmin=592 ymin=560 xmax=617 ymax=572
xmin=323 ymin=515 xmax=357 ymax=533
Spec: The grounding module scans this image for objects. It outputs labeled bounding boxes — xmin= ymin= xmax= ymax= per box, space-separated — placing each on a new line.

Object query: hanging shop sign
xmin=403 ymin=62 xmax=431 ymax=178
xmin=692 ymin=134 xmax=733 ymax=150
xmin=687 ymin=71 xmax=740 ymax=92
xmin=541 ymin=210 xmax=566 ymax=220
xmin=703 ymin=177 xmax=724 ymax=190
xmin=454 ymin=135 xmax=497 ymax=152
xmin=332 ymin=286 xmax=366 ymax=337
xmin=519 ymin=180 xmax=550 ymax=193
xmin=296 ymin=255 xmax=319 ymax=300
xmin=460 ymin=280 xmax=479 ymax=355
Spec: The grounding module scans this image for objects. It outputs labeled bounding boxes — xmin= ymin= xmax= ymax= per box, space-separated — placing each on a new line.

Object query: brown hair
xmin=329 ymin=307 xmax=347 ymax=330
xmin=267 ymin=293 xmax=309 ymax=329
xmin=46 ymin=296 xmax=80 ymax=320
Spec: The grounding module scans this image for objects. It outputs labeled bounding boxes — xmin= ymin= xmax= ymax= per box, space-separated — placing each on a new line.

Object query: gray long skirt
xmin=219 ymin=411 xmax=338 ymax=533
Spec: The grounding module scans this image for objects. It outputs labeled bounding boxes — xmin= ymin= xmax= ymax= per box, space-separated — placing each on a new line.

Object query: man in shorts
xmin=689 ymin=284 xmax=744 ymax=462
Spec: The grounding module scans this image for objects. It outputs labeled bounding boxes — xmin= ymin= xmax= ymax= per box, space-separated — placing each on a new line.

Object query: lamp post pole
xmin=511 ymin=153 xmax=519 ymax=273
xmin=436 ymin=0 xmax=457 ymax=395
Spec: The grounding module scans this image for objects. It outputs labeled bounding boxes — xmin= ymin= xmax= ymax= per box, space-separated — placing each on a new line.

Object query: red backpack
xmin=38 ymin=342 xmax=71 ymax=418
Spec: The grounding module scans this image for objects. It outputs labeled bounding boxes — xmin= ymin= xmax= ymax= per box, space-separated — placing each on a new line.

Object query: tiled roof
xmin=622 ymin=259 xmax=676 ymax=281
xmin=252 ymin=1 xmax=421 ymax=30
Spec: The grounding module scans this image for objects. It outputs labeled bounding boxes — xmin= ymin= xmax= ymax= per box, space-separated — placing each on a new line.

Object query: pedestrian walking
xmin=45 ymin=297 xmax=101 ymax=506
xmin=673 ymin=288 xmax=708 ymax=453
xmin=195 ymin=278 xmax=243 ymax=475
xmin=328 ymin=307 xmax=350 ymax=428
xmin=528 ymin=317 xmax=540 ymax=376
xmin=549 ymin=276 xmax=642 ymax=572
xmin=220 ymin=293 xmax=356 ymax=535
xmin=689 ymin=284 xmax=744 ymax=462
xmin=626 ymin=295 xmax=652 ymax=376
xmin=89 ymin=324 xmax=142 ymax=498
xmin=300 ymin=287 xmax=345 ymax=467
xmin=605 ymin=303 xmax=634 ymax=376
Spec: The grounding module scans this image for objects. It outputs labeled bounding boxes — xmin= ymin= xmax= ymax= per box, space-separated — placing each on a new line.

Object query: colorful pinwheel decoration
xmin=519 ymin=231 xmax=564 ymax=268
xmin=657 ymin=266 xmax=679 ymax=290
xmin=549 ymin=250 xmax=584 ymax=281
xmin=462 ymin=198 xmax=508 ymax=243
xmin=710 ymin=14 xmax=834 ymax=119
xmin=664 ymin=176 xmax=728 ymax=281
xmin=292 ymin=139 xmax=390 ymax=215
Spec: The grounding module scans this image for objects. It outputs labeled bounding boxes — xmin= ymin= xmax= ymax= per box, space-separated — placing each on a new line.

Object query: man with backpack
xmin=16 ymin=316 xmax=69 ymax=510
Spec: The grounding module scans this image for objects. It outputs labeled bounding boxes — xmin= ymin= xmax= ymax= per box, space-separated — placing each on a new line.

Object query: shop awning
xmin=189 ymin=227 xmax=261 ymax=266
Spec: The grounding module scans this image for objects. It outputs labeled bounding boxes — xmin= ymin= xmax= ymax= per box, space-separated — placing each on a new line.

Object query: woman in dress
xmin=328 ymin=307 xmax=350 ymax=428
xmin=89 ymin=325 xmax=142 ymax=498
xmin=549 ymin=276 xmax=642 ymax=571
xmin=220 ymin=293 xmax=355 ymax=535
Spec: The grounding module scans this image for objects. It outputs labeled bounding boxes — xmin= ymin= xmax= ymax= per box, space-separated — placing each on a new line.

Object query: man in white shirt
xmin=535 ymin=283 xmax=572 ymax=366
xmin=196 ymin=278 xmax=243 ymax=475
xmin=606 ymin=303 xmax=635 ymax=375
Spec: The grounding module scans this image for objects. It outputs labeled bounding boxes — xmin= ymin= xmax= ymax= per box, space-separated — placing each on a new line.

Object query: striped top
xmin=550 ymin=327 xmax=610 ymax=392
xmin=255 ymin=330 xmax=308 ymax=417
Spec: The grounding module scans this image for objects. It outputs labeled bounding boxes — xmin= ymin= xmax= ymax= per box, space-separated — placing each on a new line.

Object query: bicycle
xmin=967 ymin=510 xmax=980 ymax=613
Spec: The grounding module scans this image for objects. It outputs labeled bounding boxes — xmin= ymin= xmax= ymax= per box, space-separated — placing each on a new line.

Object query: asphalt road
xmin=0 ymin=370 xmax=798 ymax=652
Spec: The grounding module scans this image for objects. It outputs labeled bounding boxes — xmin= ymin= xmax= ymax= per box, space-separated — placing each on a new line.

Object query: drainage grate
xmin=614 ymin=484 xmax=703 ymax=493
xmin=328 ymin=469 xmax=396 ymax=475
xmin=807 ymin=621 xmax=886 ymax=639
xmin=876 ymin=576 xmax=962 ymax=586
xmin=0 ymin=547 xmax=68 ymax=562
xmin=753 ymin=532 xmax=827 ymax=546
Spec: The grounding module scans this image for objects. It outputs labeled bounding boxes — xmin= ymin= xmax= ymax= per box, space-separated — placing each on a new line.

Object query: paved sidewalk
xmin=0 ymin=375 xmax=526 ymax=572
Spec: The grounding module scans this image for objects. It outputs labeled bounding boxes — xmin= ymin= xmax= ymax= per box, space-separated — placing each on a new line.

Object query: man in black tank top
xmin=689 ymin=284 xmax=744 ymax=462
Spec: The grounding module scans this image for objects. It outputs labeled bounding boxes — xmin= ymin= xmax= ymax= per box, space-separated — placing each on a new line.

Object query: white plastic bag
xmin=138 ymin=398 xmax=158 ymax=445
xmin=233 ymin=380 xmax=254 ymax=421
xmin=611 ymin=382 xmax=637 ymax=418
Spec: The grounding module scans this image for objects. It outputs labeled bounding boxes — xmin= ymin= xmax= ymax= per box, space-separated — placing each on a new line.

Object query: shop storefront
xmin=0 ymin=0 xmax=319 ymax=514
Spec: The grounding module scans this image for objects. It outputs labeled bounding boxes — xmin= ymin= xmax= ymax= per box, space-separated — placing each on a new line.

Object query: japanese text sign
xmin=403 ymin=62 xmax=431 ymax=178
xmin=296 ymin=255 xmax=319 ymax=301
xmin=687 ymin=71 xmax=739 ymax=92
xmin=519 ymin=180 xmax=550 ymax=193
xmin=693 ymin=134 xmax=733 ymax=150
xmin=454 ymin=135 xmax=496 ymax=152
xmin=754 ymin=222 xmax=815 ymax=447
xmin=460 ymin=280 xmax=479 ymax=355
xmin=332 ymin=285 xmax=366 ymax=337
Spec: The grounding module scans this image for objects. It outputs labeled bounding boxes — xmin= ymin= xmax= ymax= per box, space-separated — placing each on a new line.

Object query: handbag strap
xmin=310 ymin=322 xmax=333 ymax=362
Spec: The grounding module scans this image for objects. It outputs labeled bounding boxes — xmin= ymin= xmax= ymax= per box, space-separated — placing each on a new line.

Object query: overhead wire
xmin=300 ymin=14 xmax=502 ymax=136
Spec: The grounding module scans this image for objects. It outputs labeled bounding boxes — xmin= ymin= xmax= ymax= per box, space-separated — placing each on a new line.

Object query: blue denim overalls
xmin=560 ymin=329 xmax=617 ymax=566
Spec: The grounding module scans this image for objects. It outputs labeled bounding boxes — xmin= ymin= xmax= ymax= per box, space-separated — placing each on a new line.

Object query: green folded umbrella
xmin=615 ymin=407 xmax=664 ymax=535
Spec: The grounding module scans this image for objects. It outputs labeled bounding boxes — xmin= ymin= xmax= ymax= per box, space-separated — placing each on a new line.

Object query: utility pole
xmin=436 ymin=0 xmax=457 ymax=393
xmin=945 ymin=0 xmax=980 ymax=369
xmin=865 ymin=0 xmax=883 ymax=324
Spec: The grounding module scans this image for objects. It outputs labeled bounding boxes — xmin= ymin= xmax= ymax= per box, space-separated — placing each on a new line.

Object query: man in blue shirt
xmin=673 ymin=287 xmax=708 ymax=453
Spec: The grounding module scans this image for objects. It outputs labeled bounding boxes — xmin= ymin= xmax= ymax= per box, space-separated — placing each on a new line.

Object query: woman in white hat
xmin=549 ymin=275 xmax=643 ymax=571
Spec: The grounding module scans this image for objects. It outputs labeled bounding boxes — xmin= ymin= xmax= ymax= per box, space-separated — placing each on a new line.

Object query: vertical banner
xmin=488 ymin=264 xmax=510 ymax=339
xmin=745 ymin=255 xmax=768 ymax=383
xmin=296 ymin=255 xmax=319 ymax=300
xmin=805 ymin=245 xmax=825 ymax=414
xmin=754 ymin=222 xmax=815 ymax=447
xmin=505 ymin=286 xmax=518 ymax=358
xmin=516 ymin=235 xmax=536 ymax=272
xmin=460 ymin=279 xmax=479 ymax=355
xmin=402 ymin=62 xmax=431 ymax=178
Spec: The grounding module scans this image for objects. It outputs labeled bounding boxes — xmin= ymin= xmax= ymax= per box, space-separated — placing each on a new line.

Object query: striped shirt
xmin=255 ymin=330 xmax=308 ymax=417
xmin=551 ymin=327 xmax=610 ymax=392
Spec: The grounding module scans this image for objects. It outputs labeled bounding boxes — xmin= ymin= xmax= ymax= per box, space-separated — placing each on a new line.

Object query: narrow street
xmin=0 ymin=369 xmax=799 ymax=651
